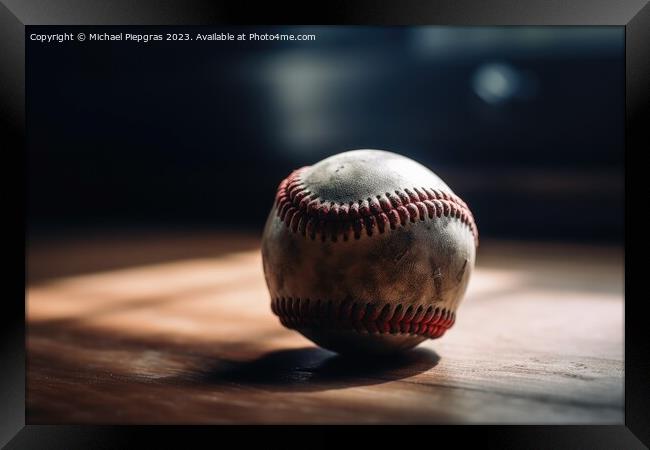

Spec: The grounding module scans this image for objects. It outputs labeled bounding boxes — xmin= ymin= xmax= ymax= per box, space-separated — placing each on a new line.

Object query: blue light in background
xmin=473 ymin=63 xmax=519 ymax=104
xmin=472 ymin=63 xmax=538 ymax=105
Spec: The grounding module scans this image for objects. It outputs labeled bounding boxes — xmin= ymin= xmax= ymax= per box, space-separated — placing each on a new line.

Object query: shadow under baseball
xmin=198 ymin=346 xmax=440 ymax=392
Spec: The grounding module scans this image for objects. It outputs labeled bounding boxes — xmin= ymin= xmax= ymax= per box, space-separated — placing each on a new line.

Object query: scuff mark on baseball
xmin=261 ymin=149 xmax=478 ymax=355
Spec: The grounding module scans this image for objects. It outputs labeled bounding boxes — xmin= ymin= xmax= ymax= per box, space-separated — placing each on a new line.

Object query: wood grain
xmin=26 ymin=232 xmax=624 ymax=424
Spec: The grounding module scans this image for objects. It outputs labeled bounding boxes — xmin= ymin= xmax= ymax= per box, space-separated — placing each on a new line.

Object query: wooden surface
xmin=27 ymin=231 xmax=624 ymax=424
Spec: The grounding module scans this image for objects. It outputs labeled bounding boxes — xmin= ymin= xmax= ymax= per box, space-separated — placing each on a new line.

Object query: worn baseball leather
xmin=262 ymin=149 xmax=477 ymax=354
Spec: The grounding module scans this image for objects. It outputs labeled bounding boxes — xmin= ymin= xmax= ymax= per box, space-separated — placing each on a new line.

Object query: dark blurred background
xmin=27 ymin=26 xmax=624 ymax=242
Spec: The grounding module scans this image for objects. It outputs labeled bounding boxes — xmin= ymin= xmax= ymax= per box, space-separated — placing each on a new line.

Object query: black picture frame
xmin=2 ymin=0 xmax=648 ymax=448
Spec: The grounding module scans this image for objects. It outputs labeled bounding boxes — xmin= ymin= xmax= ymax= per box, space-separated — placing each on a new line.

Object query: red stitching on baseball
xmin=275 ymin=167 xmax=479 ymax=246
xmin=271 ymin=297 xmax=456 ymax=339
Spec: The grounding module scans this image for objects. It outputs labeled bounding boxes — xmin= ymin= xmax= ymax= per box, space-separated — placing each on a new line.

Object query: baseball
xmin=261 ymin=149 xmax=478 ymax=354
